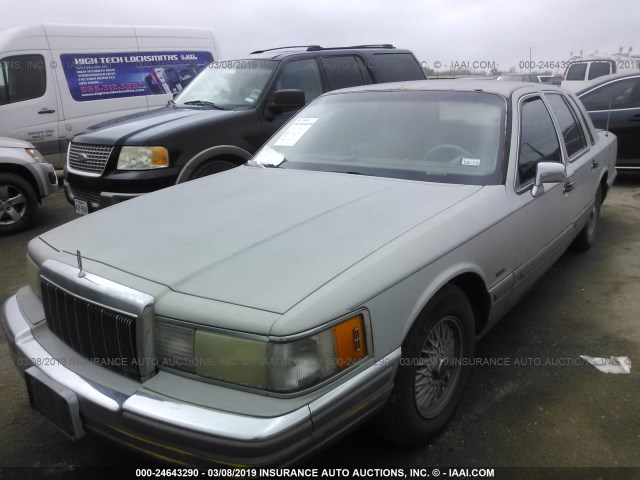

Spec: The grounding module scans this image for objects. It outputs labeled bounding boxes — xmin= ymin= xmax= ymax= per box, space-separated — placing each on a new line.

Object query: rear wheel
xmin=571 ymin=186 xmax=602 ymax=251
xmin=373 ymin=284 xmax=475 ymax=446
xmin=0 ymin=173 xmax=38 ymax=235
xmin=190 ymin=159 xmax=238 ymax=180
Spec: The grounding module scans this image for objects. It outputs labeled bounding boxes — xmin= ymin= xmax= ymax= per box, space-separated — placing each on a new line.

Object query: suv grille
xmin=68 ymin=143 xmax=113 ymax=175
xmin=41 ymin=278 xmax=140 ymax=380
xmin=72 ymin=188 xmax=101 ymax=205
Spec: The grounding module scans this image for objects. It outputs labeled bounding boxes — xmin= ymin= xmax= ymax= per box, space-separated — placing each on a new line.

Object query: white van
xmin=0 ymin=24 xmax=219 ymax=168
xmin=561 ymin=58 xmax=616 ymax=92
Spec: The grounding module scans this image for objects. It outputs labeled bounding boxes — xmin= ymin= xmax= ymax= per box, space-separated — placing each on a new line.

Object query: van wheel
xmin=373 ymin=284 xmax=475 ymax=446
xmin=190 ymin=160 xmax=238 ymax=180
xmin=0 ymin=173 xmax=38 ymax=235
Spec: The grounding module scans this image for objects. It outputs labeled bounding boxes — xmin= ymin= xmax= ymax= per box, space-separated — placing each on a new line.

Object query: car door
xmin=260 ymin=58 xmax=326 ymax=141
xmin=543 ymin=91 xmax=595 ymax=225
xmin=0 ymin=52 xmax=62 ymax=166
xmin=579 ymin=75 xmax=640 ymax=167
xmin=508 ymin=94 xmax=574 ymax=298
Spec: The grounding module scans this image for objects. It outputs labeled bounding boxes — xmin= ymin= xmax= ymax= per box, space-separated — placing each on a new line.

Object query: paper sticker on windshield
xmin=461 ymin=158 xmax=481 ymax=167
xmin=255 ymin=146 xmax=285 ymax=167
xmin=274 ymin=118 xmax=318 ymax=147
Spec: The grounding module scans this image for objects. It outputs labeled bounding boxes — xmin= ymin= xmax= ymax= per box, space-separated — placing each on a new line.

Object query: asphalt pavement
xmin=0 ymin=174 xmax=638 ymax=479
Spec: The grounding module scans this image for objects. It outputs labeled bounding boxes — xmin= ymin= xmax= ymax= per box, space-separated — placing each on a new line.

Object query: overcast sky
xmin=2 ymin=0 xmax=639 ymax=73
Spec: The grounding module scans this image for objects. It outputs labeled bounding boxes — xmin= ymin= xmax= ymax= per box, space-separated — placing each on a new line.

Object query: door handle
xmin=628 ymin=114 xmax=640 ymax=122
xmin=38 ymin=108 xmax=55 ymax=114
xmin=564 ymin=180 xmax=575 ymax=193
xmin=591 ymin=159 xmax=599 ymax=170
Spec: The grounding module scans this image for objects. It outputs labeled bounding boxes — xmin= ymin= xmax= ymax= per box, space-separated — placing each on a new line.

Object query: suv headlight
xmin=155 ymin=313 xmax=370 ymax=393
xmin=117 ymin=146 xmax=169 ymax=170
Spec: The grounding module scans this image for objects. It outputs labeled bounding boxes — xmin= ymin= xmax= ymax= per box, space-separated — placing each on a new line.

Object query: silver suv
xmin=0 ymin=137 xmax=58 ymax=234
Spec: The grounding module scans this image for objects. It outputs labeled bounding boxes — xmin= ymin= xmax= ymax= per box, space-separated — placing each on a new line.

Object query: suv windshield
xmin=254 ymin=90 xmax=506 ymax=186
xmin=174 ymin=60 xmax=277 ymax=109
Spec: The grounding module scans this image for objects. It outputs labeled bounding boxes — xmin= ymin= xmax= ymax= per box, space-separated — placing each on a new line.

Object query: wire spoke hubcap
xmin=414 ymin=316 xmax=463 ymax=418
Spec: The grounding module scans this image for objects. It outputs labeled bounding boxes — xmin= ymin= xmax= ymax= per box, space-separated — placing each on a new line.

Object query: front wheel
xmin=0 ymin=173 xmax=38 ymax=235
xmin=373 ymin=284 xmax=475 ymax=446
xmin=190 ymin=159 xmax=238 ymax=180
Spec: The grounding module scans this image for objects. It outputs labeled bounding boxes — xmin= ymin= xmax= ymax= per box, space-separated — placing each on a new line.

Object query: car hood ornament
xmin=77 ymin=249 xmax=85 ymax=278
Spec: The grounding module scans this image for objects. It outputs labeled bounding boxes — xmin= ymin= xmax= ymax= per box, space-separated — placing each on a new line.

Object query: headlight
xmin=117 ymin=146 xmax=169 ymax=170
xmin=25 ymin=148 xmax=45 ymax=163
xmin=26 ymin=254 xmax=41 ymax=300
xmin=155 ymin=313 xmax=370 ymax=393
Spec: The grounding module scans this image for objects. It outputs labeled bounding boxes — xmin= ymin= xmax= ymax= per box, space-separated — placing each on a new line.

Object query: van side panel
xmin=0 ymin=25 xmax=63 ymax=165
xmin=0 ymin=24 xmax=218 ymax=169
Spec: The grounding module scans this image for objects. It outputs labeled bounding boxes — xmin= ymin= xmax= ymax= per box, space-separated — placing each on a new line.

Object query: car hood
xmin=40 ymin=167 xmax=482 ymax=314
xmin=75 ymin=106 xmax=237 ymax=144
xmin=0 ymin=136 xmax=34 ymax=149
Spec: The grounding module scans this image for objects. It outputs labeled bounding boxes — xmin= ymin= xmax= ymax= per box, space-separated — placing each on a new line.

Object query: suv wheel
xmin=190 ymin=160 xmax=238 ymax=180
xmin=0 ymin=173 xmax=38 ymax=235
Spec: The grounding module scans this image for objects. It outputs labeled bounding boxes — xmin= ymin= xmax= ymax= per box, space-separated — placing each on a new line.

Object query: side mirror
xmin=532 ymin=162 xmax=566 ymax=197
xmin=267 ymin=89 xmax=306 ymax=115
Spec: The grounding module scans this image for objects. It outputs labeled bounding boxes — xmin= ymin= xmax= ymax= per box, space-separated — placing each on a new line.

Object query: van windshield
xmin=174 ymin=60 xmax=277 ymax=109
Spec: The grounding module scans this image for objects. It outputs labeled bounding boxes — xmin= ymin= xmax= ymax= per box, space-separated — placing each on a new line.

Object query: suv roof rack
xmin=250 ymin=45 xmax=322 ymax=54
xmin=250 ymin=44 xmax=395 ymax=54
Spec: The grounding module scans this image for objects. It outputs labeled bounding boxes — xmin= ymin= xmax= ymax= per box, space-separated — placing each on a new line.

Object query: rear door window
xmin=323 ymin=55 xmax=371 ymax=89
xmin=545 ymin=93 xmax=587 ymax=158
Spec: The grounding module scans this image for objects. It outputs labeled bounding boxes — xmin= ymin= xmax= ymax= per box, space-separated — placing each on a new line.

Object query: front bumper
xmin=2 ymin=293 xmax=398 ymax=466
xmin=30 ymin=162 xmax=58 ymax=198
xmin=64 ymin=167 xmax=180 ymax=212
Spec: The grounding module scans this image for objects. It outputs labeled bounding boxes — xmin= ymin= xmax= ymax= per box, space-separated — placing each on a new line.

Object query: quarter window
xmin=545 ymin=93 xmax=587 ymax=158
xmin=518 ymin=97 xmax=562 ymax=187
xmin=0 ymin=54 xmax=46 ymax=105
xmin=275 ymin=59 xmax=323 ymax=104
xmin=580 ymin=77 xmax=640 ymax=111
xmin=368 ymin=53 xmax=425 ymax=82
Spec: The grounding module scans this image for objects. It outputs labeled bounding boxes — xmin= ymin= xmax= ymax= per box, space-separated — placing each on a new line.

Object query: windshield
xmin=174 ymin=60 xmax=277 ymax=108
xmin=253 ymin=90 xmax=507 ymax=185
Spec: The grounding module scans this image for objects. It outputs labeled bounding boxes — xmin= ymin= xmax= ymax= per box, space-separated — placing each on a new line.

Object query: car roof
xmin=323 ymin=79 xmax=566 ymax=97
xmin=576 ymin=71 xmax=640 ymax=95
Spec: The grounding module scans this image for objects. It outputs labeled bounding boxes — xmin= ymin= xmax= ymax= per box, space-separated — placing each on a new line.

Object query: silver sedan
xmin=1 ymin=80 xmax=617 ymax=466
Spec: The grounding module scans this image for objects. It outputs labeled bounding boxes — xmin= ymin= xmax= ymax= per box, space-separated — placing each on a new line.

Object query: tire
xmin=571 ymin=186 xmax=602 ymax=252
xmin=0 ymin=173 xmax=38 ymax=235
xmin=372 ymin=284 xmax=475 ymax=446
xmin=190 ymin=159 xmax=238 ymax=180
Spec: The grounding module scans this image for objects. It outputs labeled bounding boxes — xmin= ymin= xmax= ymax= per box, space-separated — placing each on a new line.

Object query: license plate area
xmin=74 ymin=199 xmax=88 ymax=215
xmin=25 ymin=367 xmax=86 ymax=440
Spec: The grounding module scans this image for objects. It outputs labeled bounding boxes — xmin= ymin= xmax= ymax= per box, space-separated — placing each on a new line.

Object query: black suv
xmin=64 ymin=44 xmax=426 ymax=214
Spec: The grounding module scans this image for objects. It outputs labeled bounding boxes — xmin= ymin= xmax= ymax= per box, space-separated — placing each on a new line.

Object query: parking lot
xmin=1 ymin=174 xmax=639 ymax=478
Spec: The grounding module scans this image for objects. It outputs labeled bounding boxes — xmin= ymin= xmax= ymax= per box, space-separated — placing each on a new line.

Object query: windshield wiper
xmin=182 ymin=100 xmax=224 ymax=110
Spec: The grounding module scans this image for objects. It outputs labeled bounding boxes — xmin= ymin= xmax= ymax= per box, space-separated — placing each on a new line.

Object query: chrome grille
xmin=41 ymin=278 xmax=140 ymax=380
xmin=68 ymin=143 xmax=113 ymax=175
